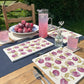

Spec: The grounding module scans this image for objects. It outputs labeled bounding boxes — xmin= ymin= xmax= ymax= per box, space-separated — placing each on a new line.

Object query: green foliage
xmin=24 ymin=0 xmax=83 ymax=25
xmin=0 ymin=0 xmax=84 ymax=35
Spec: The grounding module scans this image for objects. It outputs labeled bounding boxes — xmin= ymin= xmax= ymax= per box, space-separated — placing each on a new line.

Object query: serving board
xmin=3 ymin=37 xmax=53 ymax=62
xmin=33 ymin=47 xmax=84 ymax=84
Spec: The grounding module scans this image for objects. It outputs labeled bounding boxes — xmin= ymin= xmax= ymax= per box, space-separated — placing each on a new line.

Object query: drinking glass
xmin=0 ymin=30 xmax=9 ymax=42
xmin=37 ymin=9 xmax=48 ymax=38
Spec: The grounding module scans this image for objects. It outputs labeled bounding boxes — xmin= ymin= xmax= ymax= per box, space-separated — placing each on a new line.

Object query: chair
xmin=2 ymin=2 xmax=35 ymax=30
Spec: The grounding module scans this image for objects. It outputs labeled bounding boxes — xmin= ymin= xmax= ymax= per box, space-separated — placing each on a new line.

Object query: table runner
xmin=0 ymin=36 xmax=56 ymax=77
xmin=0 ymin=34 xmax=84 ymax=78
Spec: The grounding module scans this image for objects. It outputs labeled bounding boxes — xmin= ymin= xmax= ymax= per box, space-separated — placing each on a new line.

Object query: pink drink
xmin=67 ymin=36 xmax=78 ymax=50
xmin=38 ymin=9 xmax=48 ymax=38
xmin=0 ymin=30 xmax=9 ymax=42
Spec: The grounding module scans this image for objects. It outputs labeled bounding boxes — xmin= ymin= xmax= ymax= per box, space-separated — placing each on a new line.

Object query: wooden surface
xmin=2 ymin=2 xmax=36 ymax=30
xmin=0 ymin=40 xmax=84 ymax=84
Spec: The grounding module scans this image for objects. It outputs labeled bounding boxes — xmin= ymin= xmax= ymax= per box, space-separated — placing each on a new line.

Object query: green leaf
xmin=35 ymin=58 xmax=40 ymax=62
xmin=77 ymin=57 xmax=82 ymax=63
xmin=51 ymin=57 xmax=53 ymax=61
xmin=70 ymin=76 xmax=75 ymax=80
xmin=42 ymin=66 xmax=49 ymax=69
xmin=64 ymin=73 xmax=69 ymax=78
xmin=70 ymin=69 xmax=76 ymax=73
xmin=53 ymin=66 xmax=59 ymax=69
xmin=49 ymin=71 xmax=55 ymax=77
xmin=65 ymin=78 xmax=70 ymax=81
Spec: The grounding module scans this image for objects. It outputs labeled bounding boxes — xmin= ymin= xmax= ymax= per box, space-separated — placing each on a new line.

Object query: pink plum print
xmin=67 ymin=61 xmax=74 ymax=66
xmin=57 ymin=50 xmax=62 ymax=53
xmin=46 ymin=43 xmax=50 ymax=45
xmin=34 ymin=40 xmax=37 ymax=42
xmin=60 ymin=78 xmax=68 ymax=84
xmin=7 ymin=48 xmax=12 ymax=51
xmin=61 ymin=67 xmax=68 ymax=72
xmin=36 ymin=47 xmax=41 ymax=49
xmin=51 ymin=51 xmax=57 ymax=55
xmin=53 ymin=34 xmax=57 ymax=37
xmin=45 ymin=62 xmax=51 ymax=67
xmin=59 ymin=55 xmax=66 ymax=59
xmin=43 ymin=40 xmax=47 ymax=42
xmin=36 ymin=43 xmax=40 ymax=45
xmin=41 ymin=44 xmax=46 ymax=47
xmin=28 ymin=49 xmax=32 ymax=52
xmin=52 ymin=70 xmax=59 ymax=76
xmin=26 ymin=42 xmax=30 ymax=44
xmin=72 ymin=71 xmax=80 ymax=77
xmin=38 ymin=59 xmax=44 ymax=63
xmin=11 ymin=50 xmax=16 ymax=53
xmin=18 ymin=49 xmax=23 ymax=52
xmin=55 ymin=60 xmax=61 ymax=64
xmin=12 ymin=54 xmax=18 ymax=58
xmin=63 ymin=37 xmax=67 ymax=39
xmin=77 ymin=67 xmax=84 ymax=72
xmin=24 ymin=46 xmax=29 ymax=48
xmin=72 ymin=57 xmax=78 ymax=61
xmin=14 ymin=46 xmax=19 ymax=48
xmin=31 ymin=44 xmax=34 ymax=46
xmin=65 ymin=53 xmax=72 ymax=56
xmin=21 ymin=52 xmax=26 ymax=55
xmin=21 ymin=43 xmax=25 ymax=46
xmin=45 ymin=57 xmax=51 ymax=61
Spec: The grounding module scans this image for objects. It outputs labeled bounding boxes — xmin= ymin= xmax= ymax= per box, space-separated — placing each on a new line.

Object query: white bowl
xmin=9 ymin=24 xmax=39 ymax=35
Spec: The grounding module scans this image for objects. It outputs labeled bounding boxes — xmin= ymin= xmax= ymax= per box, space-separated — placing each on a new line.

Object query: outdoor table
xmin=0 ymin=31 xmax=84 ymax=84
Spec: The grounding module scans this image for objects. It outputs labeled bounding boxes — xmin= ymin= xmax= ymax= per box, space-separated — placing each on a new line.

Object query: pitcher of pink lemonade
xmin=37 ymin=9 xmax=48 ymax=38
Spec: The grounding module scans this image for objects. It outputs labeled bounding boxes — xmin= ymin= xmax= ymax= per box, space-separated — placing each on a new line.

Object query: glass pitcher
xmin=37 ymin=9 xmax=48 ymax=38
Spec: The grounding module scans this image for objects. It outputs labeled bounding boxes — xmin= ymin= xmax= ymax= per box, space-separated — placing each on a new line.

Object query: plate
xmin=9 ymin=24 xmax=39 ymax=35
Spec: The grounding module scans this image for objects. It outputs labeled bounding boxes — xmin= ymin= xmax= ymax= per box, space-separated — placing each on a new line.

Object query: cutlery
xmin=33 ymin=70 xmax=45 ymax=84
xmin=33 ymin=66 xmax=51 ymax=84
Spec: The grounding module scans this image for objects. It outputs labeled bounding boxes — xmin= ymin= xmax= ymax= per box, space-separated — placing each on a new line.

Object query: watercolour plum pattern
xmin=3 ymin=38 xmax=53 ymax=62
xmin=48 ymin=28 xmax=82 ymax=43
xmin=32 ymin=47 xmax=84 ymax=84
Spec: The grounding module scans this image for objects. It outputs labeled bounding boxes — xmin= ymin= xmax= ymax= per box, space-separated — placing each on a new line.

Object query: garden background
xmin=0 ymin=0 xmax=84 ymax=35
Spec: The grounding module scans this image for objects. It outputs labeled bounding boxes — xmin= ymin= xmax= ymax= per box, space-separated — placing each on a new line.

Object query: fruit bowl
xmin=9 ymin=24 xmax=39 ymax=35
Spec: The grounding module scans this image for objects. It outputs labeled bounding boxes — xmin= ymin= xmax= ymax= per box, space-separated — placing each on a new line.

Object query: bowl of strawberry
xmin=9 ymin=20 xmax=39 ymax=35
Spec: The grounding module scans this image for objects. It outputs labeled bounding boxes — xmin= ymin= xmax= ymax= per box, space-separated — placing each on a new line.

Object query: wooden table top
xmin=0 ymin=40 xmax=84 ymax=84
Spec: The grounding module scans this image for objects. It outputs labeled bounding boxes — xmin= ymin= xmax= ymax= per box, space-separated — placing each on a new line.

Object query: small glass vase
xmin=54 ymin=29 xmax=63 ymax=47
